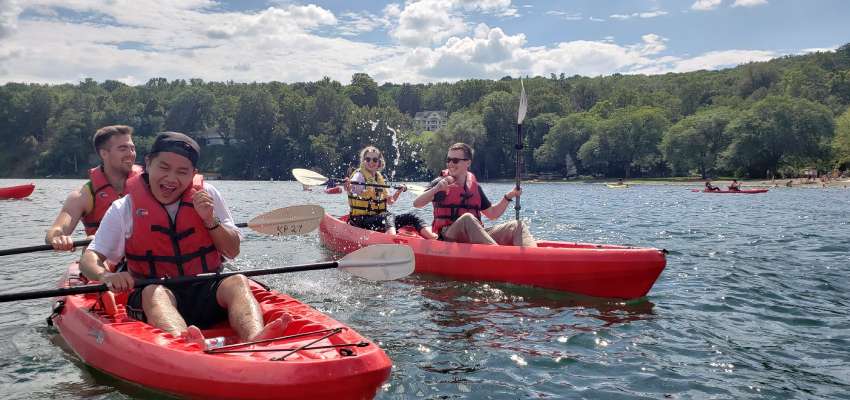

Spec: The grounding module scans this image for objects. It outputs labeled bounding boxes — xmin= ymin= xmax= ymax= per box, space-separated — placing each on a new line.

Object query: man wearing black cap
xmin=45 ymin=125 xmax=141 ymax=251
xmin=80 ymin=132 xmax=290 ymax=346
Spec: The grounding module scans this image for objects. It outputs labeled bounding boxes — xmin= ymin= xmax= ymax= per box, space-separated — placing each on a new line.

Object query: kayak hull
xmin=0 ymin=183 xmax=34 ymax=199
xmin=53 ymin=263 xmax=391 ymax=400
xmin=319 ymin=214 xmax=666 ymax=299
xmin=606 ymin=184 xmax=629 ymax=188
xmin=324 ymin=186 xmax=342 ymax=194
xmin=702 ymin=189 xmax=768 ymax=194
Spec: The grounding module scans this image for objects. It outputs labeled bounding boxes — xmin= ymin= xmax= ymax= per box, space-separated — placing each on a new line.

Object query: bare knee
xmin=217 ymin=274 xmax=251 ymax=306
xmin=141 ymin=285 xmax=175 ymax=310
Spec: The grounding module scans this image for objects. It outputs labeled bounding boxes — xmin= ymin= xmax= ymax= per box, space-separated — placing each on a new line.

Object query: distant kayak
xmin=699 ymin=189 xmax=769 ymax=194
xmin=0 ymin=183 xmax=34 ymax=199
xmin=606 ymin=183 xmax=630 ymax=189
xmin=324 ymin=186 xmax=342 ymax=194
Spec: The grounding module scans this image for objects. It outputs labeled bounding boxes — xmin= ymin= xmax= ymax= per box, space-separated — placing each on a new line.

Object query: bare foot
xmin=182 ymin=325 xmax=205 ymax=346
xmin=250 ymin=314 xmax=293 ymax=341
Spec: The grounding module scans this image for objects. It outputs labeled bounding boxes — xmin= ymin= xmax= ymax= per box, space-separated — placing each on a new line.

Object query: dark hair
xmin=92 ymin=125 xmax=133 ymax=152
xmin=148 ymin=132 xmax=200 ymax=166
xmin=448 ymin=143 xmax=473 ymax=160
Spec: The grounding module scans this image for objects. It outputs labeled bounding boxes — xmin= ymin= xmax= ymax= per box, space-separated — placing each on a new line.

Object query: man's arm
xmin=413 ymin=177 xmax=450 ymax=208
xmin=195 ymin=184 xmax=240 ymax=259
xmin=45 ymin=184 xmax=92 ymax=250
xmin=481 ymin=187 xmax=521 ymax=220
xmin=80 ymin=249 xmax=135 ymax=292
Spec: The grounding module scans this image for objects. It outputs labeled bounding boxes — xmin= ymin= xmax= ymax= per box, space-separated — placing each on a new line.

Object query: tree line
xmin=2 ymin=43 xmax=850 ymax=181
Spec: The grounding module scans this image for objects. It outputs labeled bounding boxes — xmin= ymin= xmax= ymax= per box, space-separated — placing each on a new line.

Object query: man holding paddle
xmin=45 ymin=125 xmax=142 ymax=251
xmin=413 ymin=142 xmax=536 ymax=247
xmin=80 ymin=132 xmax=289 ymax=345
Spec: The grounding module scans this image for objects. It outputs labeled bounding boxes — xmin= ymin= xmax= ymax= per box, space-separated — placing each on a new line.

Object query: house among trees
xmin=195 ymin=129 xmax=228 ymax=146
xmin=414 ymin=111 xmax=448 ymax=133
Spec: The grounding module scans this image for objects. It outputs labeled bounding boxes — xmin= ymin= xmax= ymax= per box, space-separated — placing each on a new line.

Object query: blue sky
xmin=0 ymin=0 xmax=847 ymax=84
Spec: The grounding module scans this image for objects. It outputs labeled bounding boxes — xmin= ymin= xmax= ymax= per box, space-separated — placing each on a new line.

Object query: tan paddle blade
xmin=338 ymin=244 xmax=415 ymax=281
xmin=292 ymin=168 xmax=330 ymax=186
xmin=246 ymin=204 xmax=324 ymax=235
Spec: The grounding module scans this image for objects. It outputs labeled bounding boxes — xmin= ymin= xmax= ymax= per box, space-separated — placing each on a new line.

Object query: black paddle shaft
xmin=0 ymin=222 xmax=249 ymax=257
xmin=328 ymin=178 xmax=406 ymax=191
xmin=0 ymin=259 xmax=339 ymax=303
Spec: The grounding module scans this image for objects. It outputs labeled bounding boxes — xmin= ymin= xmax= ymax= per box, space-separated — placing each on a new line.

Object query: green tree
xmin=660 ymin=107 xmax=735 ymax=177
xmin=722 ymin=96 xmax=834 ymax=177
xmin=345 ymin=73 xmax=379 ymax=108
xmin=535 ymin=112 xmax=598 ymax=174
xmin=831 ymin=107 xmax=850 ymax=168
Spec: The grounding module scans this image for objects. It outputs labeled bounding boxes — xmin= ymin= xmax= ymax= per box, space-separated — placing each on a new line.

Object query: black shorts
xmin=348 ymin=213 xmax=394 ymax=232
xmin=126 ymin=279 xmax=228 ymax=329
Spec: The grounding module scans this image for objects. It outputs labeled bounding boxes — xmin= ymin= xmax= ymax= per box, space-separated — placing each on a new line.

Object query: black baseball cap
xmin=150 ymin=132 xmax=200 ymax=166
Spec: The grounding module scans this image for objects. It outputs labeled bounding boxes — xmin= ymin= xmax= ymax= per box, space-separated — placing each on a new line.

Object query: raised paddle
xmin=292 ymin=168 xmax=427 ymax=196
xmin=514 ymin=80 xmax=527 ymax=221
xmin=0 ymin=244 xmax=414 ymax=302
xmin=0 ymin=204 xmax=325 ymax=257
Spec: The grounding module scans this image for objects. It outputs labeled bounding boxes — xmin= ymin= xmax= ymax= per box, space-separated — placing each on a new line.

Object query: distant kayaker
xmin=45 ymin=125 xmax=142 ymax=252
xmin=705 ymin=181 xmax=721 ymax=192
xmin=345 ymin=146 xmax=437 ymax=239
xmin=728 ymin=179 xmax=742 ymax=191
xmin=79 ymin=132 xmax=289 ymax=346
xmin=413 ymin=142 xmax=537 ymax=247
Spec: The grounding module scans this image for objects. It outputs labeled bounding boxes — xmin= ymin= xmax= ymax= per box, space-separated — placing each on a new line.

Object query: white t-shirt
xmin=89 ymin=183 xmax=240 ymax=265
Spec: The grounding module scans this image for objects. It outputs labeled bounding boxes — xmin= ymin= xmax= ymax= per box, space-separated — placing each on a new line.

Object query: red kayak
xmin=319 ymin=214 xmax=667 ymax=299
xmin=0 ymin=183 xmax=34 ymax=199
xmin=701 ymin=189 xmax=768 ymax=194
xmin=52 ymin=263 xmax=391 ymax=399
xmin=324 ymin=186 xmax=342 ymax=194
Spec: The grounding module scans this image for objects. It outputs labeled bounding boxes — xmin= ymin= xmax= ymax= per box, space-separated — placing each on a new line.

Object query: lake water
xmin=1 ymin=179 xmax=848 ymax=399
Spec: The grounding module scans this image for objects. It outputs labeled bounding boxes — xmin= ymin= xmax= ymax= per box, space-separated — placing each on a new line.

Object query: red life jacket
xmin=124 ymin=174 xmax=222 ymax=278
xmin=82 ymin=165 xmax=143 ymax=235
xmin=431 ymin=170 xmax=482 ymax=234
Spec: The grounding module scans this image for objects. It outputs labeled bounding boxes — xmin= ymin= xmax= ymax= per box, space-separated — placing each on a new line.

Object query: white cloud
xmin=0 ymin=1 xmax=805 ymax=86
xmin=386 ymin=0 xmax=519 ymax=47
xmin=546 ymin=11 xmax=582 ymax=21
xmin=691 ymin=0 xmax=723 ymax=11
xmin=609 ymin=10 xmax=668 ymax=20
xmin=337 ymin=11 xmax=387 ymax=36
xmin=388 ymin=1 xmax=468 ymax=47
xmin=732 ymin=0 xmax=768 ymax=7
xmin=0 ymin=0 xmax=21 ymax=38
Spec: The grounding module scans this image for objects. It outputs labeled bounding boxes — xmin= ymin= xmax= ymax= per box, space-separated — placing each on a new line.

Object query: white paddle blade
xmin=338 ymin=244 xmax=415 ymax=281
xmin=247 ymin=204 xmax=324 ymax=235
xmin=292 ymin=168 xmax=329 ymax=186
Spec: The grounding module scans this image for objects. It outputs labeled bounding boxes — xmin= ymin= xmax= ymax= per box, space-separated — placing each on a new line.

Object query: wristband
xmin=503 ymin=194 xmax=513 ymax=202
xmin=206 ymin=217 xmax=222 ymax=230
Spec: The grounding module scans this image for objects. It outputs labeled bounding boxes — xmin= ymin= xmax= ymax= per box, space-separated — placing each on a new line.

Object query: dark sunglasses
xmin=364 ymin=156 xmax=380 ymax=163
xmin=446 ymin=157 xmax=469 ymax=164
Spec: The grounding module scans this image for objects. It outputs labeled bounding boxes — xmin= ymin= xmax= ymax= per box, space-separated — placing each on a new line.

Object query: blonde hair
xmin=358 ymin=146 xmax=385 ymax=172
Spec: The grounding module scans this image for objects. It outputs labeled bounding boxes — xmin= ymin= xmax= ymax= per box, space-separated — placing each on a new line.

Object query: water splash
xmin=387 ymin=125 xmax=401 ymax=182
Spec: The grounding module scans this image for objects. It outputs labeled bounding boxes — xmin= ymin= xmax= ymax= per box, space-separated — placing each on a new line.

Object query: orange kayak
xmin=51 ymin=262 xmax=391 ymax=399
xmin=319 ymin=214 xmax=667 ymax=299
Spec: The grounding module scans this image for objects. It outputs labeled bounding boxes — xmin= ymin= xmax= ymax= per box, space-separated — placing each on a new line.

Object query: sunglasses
xmin=445 ymin=157 xmax=469 ymax=164
xmin=364 ymin=156 xmax=380 ymax=163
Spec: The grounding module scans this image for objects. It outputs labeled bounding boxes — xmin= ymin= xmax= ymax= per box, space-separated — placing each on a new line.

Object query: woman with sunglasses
xmin=346 ymin=146 xmax=438 ymax=239
xmin=412 ymin=142 xmax=536 ymax=247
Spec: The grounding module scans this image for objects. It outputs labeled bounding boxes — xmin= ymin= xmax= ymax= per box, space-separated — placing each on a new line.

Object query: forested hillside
xmin=2 ymin=44 xmax=849 ymax=180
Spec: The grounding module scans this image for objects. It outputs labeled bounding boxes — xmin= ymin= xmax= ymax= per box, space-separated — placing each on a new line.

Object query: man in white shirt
xmin=81 ymin=132 xmax=289 ymax=345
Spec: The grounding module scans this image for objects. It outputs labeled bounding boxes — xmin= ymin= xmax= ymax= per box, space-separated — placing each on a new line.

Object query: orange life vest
xmin=124 ymin=174 xmax=222 ymax=278
xmin=431 ymin=170 xmax=482 ymax=234
xmin=82 ymin=165 xmax=143 ymax=235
